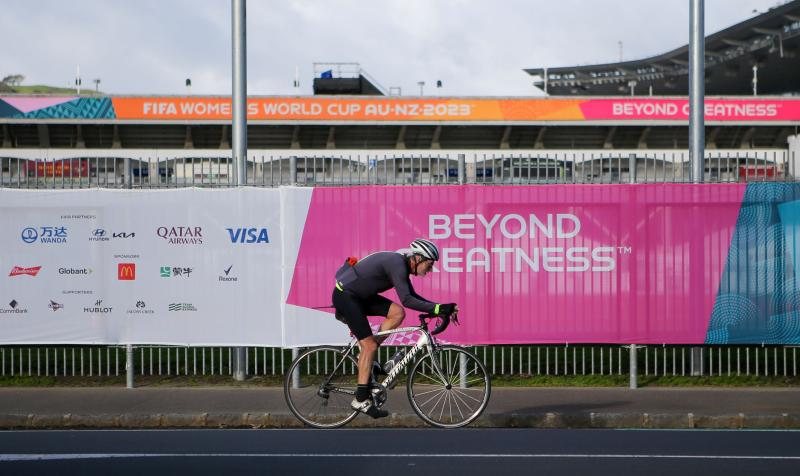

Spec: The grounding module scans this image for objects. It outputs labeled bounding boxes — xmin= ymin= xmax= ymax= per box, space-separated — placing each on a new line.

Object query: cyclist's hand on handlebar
xmin=437 ymin=303 xmax=457 ymax=316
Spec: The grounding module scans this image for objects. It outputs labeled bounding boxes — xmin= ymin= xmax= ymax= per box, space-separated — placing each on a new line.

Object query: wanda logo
xmin=9 ymin=266 xmax=42 ymax=277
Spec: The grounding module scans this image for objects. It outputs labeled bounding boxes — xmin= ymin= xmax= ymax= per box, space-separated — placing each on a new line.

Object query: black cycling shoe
xmin=351 ymin=398 xmax=389 ymax=419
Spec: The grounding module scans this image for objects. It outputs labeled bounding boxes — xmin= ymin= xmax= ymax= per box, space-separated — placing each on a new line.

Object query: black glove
xmin=437 ymin=303 xmax=457 ymax=316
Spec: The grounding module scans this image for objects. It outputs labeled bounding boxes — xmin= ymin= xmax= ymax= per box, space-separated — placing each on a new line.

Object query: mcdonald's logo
xmin=118 ymin=263 xmax=136 ymax=281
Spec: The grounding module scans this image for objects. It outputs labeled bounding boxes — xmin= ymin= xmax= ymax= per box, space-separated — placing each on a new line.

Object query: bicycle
xmin=283 ymin=313 xmax=491 ymax=429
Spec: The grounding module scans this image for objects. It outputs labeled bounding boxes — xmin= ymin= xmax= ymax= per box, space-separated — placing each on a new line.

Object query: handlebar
xmin=418 ymin=312 xmax=458 ymax=336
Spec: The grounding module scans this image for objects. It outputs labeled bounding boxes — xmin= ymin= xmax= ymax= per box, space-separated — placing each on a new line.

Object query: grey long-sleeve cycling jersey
xmin=334 ymin=251 xmax=437 ymax=314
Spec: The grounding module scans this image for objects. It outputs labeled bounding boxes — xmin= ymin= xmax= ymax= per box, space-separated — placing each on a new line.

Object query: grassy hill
xmin=1 ymin=85 xmax=105 ymax=95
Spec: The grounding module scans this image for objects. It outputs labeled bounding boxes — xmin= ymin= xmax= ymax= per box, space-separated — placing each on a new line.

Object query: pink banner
xmin=579 ymin=98 xmax=800 ymax=122
xmin=287 ymin=185 xmax=746 ymax=344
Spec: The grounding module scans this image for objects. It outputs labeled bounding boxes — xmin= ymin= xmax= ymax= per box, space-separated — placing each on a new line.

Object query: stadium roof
xmin=525 ymin=0 xmax=800 ymax=96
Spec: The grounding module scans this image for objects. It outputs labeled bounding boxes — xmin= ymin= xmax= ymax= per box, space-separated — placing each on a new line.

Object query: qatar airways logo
xmin=429 ymin=213 xmax=628 ymax=273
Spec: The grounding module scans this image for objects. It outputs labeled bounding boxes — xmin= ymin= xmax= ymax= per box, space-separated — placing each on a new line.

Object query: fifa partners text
xmin=429 ymin=213 xmax=620 ymax=273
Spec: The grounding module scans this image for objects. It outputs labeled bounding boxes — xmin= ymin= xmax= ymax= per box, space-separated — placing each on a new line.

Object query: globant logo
xmin=59 ymin=267 xmax=93 ymax=275
xmin=0 ymin=299 xmax=28 ymax=315
xmin=9 ymin=266 xmax=42 ymax=277
xmin=219 ymin=265 xmax=238 ymax=282
xmin=21 ymin=226 xmax=67 ymax=244
xmin=126 ymin=300 xmax=155 ymax=315
xmin=157 ymin=226 xmax=203 ymax=245
xmin=84 ymin=299 xmax=112 ymax=314
xmin=89 ymin=229 xmax=110 ymax=242
xmin=226 ymin=227 xmax=269 ymax=244
xmin=168 ymin=303 xmax=197 ymax=312
xmin=49 ymin=300 xmax=64 ymax=312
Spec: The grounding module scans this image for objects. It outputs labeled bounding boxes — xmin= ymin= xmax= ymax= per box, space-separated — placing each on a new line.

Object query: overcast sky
xmin=1 ymin=0 xmax=788 ymax=97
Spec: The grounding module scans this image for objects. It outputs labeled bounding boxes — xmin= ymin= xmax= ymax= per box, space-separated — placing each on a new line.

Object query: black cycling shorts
xmin=332 ymin=288 xmax=393 ymax=341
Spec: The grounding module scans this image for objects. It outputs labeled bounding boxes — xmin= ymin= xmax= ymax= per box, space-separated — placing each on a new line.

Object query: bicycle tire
xmin=284 ymin=346 xmax=360 ymax=429
xmin=407 ymin=345 xmax=491 ymax=428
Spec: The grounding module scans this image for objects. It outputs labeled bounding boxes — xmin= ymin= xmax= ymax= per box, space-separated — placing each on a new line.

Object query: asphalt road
xmin=1 ymin=428 xmax=799 ymax=475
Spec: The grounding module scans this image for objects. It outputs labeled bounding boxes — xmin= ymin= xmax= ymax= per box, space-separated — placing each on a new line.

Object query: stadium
xmin=1 ymin=2 xmax=798 ymax=188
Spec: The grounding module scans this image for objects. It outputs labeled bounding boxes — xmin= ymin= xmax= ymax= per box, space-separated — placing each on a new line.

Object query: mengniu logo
xmin=48 ymin=300 xmax=64 ymax=312
xmin=157 ymin=226 xmax=203 ymax=245
xmin=160 ymin=266 xmax=193 ymax=278
xmin=89 ymin=229 xmax=110 ymax=242
xmin=226 ymin=227 xmax=269 ymax=244
xmin=0 ymin=299 xmax=28 ymax=315
xmin=21 ymin=226 xmax=67 ymax=244
xmin=84 ymin=299 xmax=112 ymax=314
xmin=169 ymin=302 xmax=197 ymax=312
xmin=118 ymin=263 xmax=136 ymax=280
xmin=9 ymin=266 xmax=42 ymax=277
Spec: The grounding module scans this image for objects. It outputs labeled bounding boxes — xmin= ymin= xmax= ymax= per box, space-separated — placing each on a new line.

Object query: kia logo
xmin=93 ymin=229 xmax=107 ymax=237
xmin=21 ymin=228 xmax=38 ymax=243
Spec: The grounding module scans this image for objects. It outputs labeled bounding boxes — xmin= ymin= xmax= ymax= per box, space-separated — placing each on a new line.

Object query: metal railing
xmin=1 ymin=344 xmax=796 ymax=379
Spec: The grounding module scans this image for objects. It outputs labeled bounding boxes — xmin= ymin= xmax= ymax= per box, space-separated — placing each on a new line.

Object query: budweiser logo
xmin=9 ymin=266 xmax=42 ymax=277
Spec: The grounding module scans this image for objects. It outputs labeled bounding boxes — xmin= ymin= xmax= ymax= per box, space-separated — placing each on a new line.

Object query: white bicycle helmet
xmin=409 ymin=238 xmax=440 ymax=262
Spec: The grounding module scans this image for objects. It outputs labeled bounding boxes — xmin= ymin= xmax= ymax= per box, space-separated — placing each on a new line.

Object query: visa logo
xmin=226 ymin=227 xmax=269 ymax=244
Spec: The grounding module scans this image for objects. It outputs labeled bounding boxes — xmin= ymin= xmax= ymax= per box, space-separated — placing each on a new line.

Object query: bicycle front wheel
xmin=284 ymin=346 xmax=360 ymax=429
xmin=407 ymin=345 xmax=491 ymax=428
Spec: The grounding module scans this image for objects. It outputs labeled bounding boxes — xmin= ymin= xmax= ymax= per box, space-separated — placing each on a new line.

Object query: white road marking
xmin=2 ymin=453 xmax=800 ymax=461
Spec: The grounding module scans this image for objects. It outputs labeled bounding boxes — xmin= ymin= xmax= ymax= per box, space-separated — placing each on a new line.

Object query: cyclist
xmin=332 ymin=238 xmax=457 ymax=419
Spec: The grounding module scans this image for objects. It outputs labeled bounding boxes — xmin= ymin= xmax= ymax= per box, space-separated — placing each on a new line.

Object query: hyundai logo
xmin=93 ymin=229 xmax=107 ymax=237
xmin=21 ymin=228 xmax=38 ymax=243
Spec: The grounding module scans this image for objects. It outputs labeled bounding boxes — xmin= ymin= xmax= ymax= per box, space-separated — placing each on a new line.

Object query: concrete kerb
xmin=0 ymin=412 xmax=798 ymax=429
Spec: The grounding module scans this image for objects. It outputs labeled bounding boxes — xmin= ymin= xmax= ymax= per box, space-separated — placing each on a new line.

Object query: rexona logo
xmin=118 ymin=263 xmax=136 ymax=280
xmin=127 ymin=300 xmax=154 ymax=315
xmin=84 ymin=299 xmax=112 ymax=314
xmin=9 ymin=266 xmax=42 ymax=277
xmin=219 ymin=265 xmax=238 ymax=282
xmin=48 ymin=300 xmax=64 ymax=312
xmin=21 ymin=226 xmax=67 ymax=244
xmin=89 ymin=229 xmax=110 ymax=242
xmin=226 ymin=227 xmax=269 ymax=244
xmin=59 ymin=267 xmax=93 ymax=275
xmin=168 ymin=303 xmax=197 ymax=312
xmin=157 ymin=226 xmax=203 ymax=245
xmin=0 ymin=299 xmax=28 ymax=315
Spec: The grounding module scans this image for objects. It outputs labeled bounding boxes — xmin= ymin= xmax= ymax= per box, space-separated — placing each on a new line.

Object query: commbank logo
xmin=9 ymin=266 xmax=41 ymax=277
xmin=118 ymin=263 xmax=136 ymax=280
xmin=0 ymin=299 xmax=28 ymax=315
xmin=21 ymin=226 xmax=67 ymax=244
xmin=226 ymin=227 xmax=269 ymax=244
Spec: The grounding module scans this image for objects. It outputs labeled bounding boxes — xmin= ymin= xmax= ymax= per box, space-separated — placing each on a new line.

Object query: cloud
xmin=0 ymin=0 xmax=785 ymax=96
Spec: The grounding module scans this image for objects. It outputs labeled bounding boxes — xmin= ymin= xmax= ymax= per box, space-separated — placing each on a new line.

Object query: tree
xmin=1 ymin=74 xmax=25 ymax=86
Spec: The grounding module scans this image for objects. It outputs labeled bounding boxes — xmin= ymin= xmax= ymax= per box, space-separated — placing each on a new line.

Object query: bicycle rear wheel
xmin=284 ymin=346 xmax=360 ymax=429
xmin=407 ymin=345 xmax=491 ymax=428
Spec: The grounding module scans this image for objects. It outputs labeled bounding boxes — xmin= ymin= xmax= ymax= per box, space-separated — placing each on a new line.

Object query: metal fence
xmin=1 ymin=147 xmax=798 ymax=382
xmin=1 ymin=148 xmax=795 ymax=188
xmin=1 ymin=344 xmax=797 ymax=379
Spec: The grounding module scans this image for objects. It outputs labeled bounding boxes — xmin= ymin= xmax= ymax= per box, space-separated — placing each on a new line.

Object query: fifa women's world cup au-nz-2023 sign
xmin=3 ymin=185 xmax=800 ymax=346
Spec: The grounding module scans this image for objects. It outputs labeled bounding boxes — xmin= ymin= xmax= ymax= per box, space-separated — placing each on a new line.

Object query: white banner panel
xmin=0 ymin=188 xmax=283 ymax=345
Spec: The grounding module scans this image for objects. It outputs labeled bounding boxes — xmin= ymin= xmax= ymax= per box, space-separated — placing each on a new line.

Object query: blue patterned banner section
xmin=708 ymin=183 xmax=800 ymax=344
xmin=0 ymin=97 xmax=115 ymax=119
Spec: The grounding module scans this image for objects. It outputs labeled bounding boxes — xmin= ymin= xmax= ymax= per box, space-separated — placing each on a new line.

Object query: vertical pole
xmin=232 ymin=0 xmax=248 ymax=382
xmin=292 ymin=348 xmax=300 ymax=389
xmin=289 ymin=156 xmax=297 ymax=185
xmin=628 ymin=155 xmax=638 ymax=389
xmin=126 ymin=344 xmax=134 ymax=389
xmin=459 ymin=352 xmax=468 ymax=389
xmin=689 ymin=0 xmax=705 ymax=374
xmin=689 ymin=0 xmax=704 ymax=184
xmin=458 ymin=153 xmax=466 ymax=185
